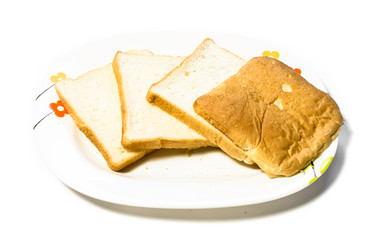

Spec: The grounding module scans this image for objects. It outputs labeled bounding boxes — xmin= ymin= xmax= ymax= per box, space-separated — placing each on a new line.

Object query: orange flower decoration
xmin=294 ymin=68 xmax=302 ymax=74
xmin=49 ymin=100 xmax=68 ymax=117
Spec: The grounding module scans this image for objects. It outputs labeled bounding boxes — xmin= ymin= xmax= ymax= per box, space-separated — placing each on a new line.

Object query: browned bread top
xmin=194 ymin=56 xmax=343 ymax=177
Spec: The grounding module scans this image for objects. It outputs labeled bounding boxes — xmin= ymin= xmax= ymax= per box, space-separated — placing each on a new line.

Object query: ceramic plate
xmin=33 ymin=32 xmax=338 ymax=209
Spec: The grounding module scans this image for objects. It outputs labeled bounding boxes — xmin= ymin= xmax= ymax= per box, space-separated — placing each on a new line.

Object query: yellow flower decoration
xmin=262 ymin=50 xmax=280 ymax=59
xmin=50 ymin=72 xmax=66 ymax=83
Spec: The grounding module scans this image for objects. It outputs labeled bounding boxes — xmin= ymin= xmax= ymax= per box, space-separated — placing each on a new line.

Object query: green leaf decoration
xmin=319 ymin=157 xmax=333 ymax=174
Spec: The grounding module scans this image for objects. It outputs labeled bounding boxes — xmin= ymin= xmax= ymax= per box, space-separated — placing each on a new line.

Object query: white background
xmin=1 ymin=0 xmax=376 ymax=239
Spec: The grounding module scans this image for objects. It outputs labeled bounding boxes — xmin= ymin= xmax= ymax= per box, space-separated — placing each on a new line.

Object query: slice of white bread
xmin=146 ymin=38 xmax=250 ymax=163
xmin=55 ymin=50 xmax=154 ymax=171
xmin=113 ymin=52 xmax=214 ymax=149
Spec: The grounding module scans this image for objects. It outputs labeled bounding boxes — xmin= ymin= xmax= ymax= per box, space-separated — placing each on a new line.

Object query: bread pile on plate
xmin=55 ymin=38 xmax=343 ymax=178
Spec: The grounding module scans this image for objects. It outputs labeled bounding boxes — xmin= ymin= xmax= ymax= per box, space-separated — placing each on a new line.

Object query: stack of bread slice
xmin=55 ymin=38 xmax=343 ymax=178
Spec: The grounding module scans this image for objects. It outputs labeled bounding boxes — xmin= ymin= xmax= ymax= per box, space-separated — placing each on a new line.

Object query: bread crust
xmin=112 ymin=51 xmax=129 ymax=150
xmin=194 ymin=56 xmax=343 ymax=177
xmin=123 ymin=136 xmax=215 ymax=150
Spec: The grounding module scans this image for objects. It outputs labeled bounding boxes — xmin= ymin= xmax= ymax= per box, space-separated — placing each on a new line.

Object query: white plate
xmin=33 ymin=32 xmax=339 ymax=209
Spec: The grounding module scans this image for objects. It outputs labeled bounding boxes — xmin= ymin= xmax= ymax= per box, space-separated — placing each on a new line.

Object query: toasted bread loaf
xmin=113 ymin=52 xmax=213 ymax=149
xmin=194 ymin=56 xmax=343 ymax=177
xmin=146 ymin=39 xmax=249 ymax=162
xmin=55 ymin=51 xmax=154 ymax=171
